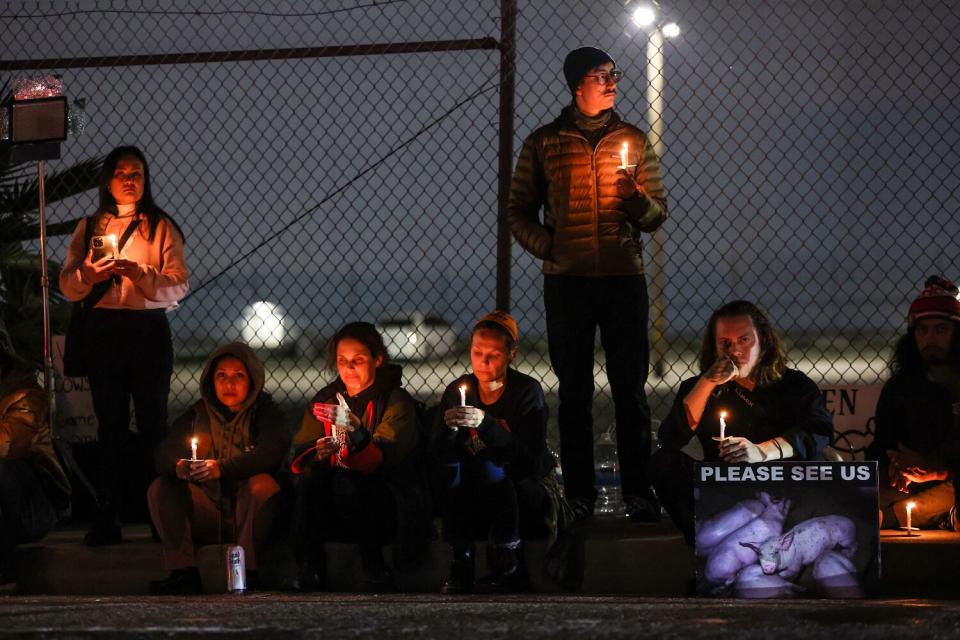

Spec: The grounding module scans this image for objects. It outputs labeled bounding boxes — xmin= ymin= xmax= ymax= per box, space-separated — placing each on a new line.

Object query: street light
xmin=632 ymin=5 xmax=656 ymax=28
xmin=629 ymin=3 xmax=680 ymax=378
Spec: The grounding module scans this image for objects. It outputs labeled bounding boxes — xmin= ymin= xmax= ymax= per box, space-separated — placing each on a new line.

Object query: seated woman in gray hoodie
xmin=147 ymin=342 xmax=291 ymax=594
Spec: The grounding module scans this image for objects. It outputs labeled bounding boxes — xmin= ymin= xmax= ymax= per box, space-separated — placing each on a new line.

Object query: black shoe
xmin=441 ymin=546 xmax=475 ymax=594
xmin=291 ymin=556 xmax=326 ymax=592
xmin=83 ymin=518 xmax=122 ymax=547
xmin=625 ymin=495 xmax=661 ymax=524
xmin=360 ymin=546 xmax=396 ymax=593
xmin=474 ymin=569 xmax=530 ymax=594
xmin=545 ymin=528 xmax=585 ymax=592
xmin=149 ymin=567 xmax=203 ymax=595
xmin=474 ymin=544 xmax=529 ymax=594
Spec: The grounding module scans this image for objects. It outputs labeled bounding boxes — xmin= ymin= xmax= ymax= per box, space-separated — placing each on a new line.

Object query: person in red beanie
xmin=867 ymin=276 xmax=960 ymax=530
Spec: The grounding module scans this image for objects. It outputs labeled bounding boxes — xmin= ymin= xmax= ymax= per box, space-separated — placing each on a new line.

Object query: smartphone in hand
xmin=91 ymin=235 xmax=118 ymax=262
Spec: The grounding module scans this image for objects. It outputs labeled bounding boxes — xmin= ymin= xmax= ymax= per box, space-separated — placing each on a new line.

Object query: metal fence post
xmin=496 ymin=0 xmax=516 ymax=313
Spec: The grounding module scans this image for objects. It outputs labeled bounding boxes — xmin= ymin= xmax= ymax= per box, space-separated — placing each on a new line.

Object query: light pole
xmin=631 ymin=4 xmax=679 ymax=378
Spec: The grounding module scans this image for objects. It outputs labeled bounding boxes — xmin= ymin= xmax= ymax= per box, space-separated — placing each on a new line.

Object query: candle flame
xmin=191 ymin=437 xmax=198 ymax=447
xmin=906 ymin=501 xmax=916 ymax=511
xmin=720 ymin=411 xmax=727 ymax=419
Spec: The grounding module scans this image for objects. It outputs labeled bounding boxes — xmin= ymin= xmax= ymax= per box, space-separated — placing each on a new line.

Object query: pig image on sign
xmin=812 ymin=550 xmax=864 ymax=598
xmin=740 ymin=515 xmax=857 ymax=579
xmin=733 ymin=564 xmax=805 ymax=599
xmin=695 ymin=492 xmax=771 ymax=557
xmin=702 ymin=496 xmax=791 ymax=589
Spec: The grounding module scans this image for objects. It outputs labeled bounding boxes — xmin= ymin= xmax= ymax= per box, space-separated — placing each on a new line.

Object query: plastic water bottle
xmin=595 ymin=426 xmax=625 ymax=515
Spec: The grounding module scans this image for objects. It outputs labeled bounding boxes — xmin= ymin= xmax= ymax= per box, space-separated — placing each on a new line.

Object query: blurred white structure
xmin=239 ymin=300 xmax=289 ymax=350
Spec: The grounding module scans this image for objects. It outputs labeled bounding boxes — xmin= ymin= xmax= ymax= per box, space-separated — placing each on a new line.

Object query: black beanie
xmin=563 ymin=47 xmax=615 ymax=94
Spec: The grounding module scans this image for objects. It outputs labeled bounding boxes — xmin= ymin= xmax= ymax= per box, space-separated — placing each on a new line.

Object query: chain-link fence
xmin=2 ymin=0 xmax=959 ymax=454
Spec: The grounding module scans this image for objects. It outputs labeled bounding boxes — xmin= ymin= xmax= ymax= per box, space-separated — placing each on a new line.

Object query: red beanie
xmin=908 ymin=276 xmax=960 ymax=327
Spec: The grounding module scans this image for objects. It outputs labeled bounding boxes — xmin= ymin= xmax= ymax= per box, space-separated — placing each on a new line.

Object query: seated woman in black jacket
xmin=432 ymin=311 xmax=563 ymax=593
xmin=649 ymin=300 xmax=833 ymax=545
xmin=147 ymin=342 xmax=291 ymax=594
xmin=290 ymin=322 xmax=430 ymax=591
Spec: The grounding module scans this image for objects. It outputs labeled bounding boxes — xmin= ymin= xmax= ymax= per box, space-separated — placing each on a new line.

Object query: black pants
xmin=83 ymin=308 xmax=172 ymax=521
xmin=440 ymin=459 xmax=550 ymax=546
xmin=544 ymin=274 xmax=654 ymax=504
xmin=0 ymin=459 xmax=58 ymax=577
xmin=293 ymin=463 xmax=397 ymax=566
xmin=647 ymin=447 xmax=696 ymax=545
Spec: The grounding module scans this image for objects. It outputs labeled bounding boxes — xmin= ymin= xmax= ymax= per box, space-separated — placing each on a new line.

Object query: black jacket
xmin=660 ymin=369 xmax=833 ymax=461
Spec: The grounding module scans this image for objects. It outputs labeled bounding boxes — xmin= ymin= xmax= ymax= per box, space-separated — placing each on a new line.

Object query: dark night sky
xmin=3 ymin=0 xmax=958 ymax=344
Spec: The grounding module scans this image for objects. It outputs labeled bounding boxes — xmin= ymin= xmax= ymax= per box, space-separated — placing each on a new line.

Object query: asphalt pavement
xmin=1 ymin=593 xmax=959 ymax=639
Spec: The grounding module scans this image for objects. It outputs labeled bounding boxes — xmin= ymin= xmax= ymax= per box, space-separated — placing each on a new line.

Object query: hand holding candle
xmin=712 ymin=411 xmax=730 ymax=442
xmin=312 ymin=394 xmax=359 ymax=432
xmin=445 ymin=384 xmax=470 ymax=432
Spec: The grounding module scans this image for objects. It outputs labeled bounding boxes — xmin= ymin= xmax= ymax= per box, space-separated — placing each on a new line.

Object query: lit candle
xmin=906 ymin=501 xmax=916 ymax=535
xmin=459 ymin=384 xmax=467 ymax=407
xmin=619 ymin=142 xmax=628 ymax=170
xmin=719 ymin=411 xmax=727 ymax=441
xmin=190 ymin=437 xmax=198 ymax=461
xmin=108 ymin=234 xmax=118 ymax=259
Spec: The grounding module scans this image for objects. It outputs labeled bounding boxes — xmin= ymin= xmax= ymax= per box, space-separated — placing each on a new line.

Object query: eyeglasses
xmin=583 ymin=69 xmax=623 ymax=85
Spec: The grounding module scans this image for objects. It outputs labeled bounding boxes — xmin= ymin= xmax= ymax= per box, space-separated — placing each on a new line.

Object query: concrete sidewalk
xmin=14 ymin=518 xmax=960 ymax=598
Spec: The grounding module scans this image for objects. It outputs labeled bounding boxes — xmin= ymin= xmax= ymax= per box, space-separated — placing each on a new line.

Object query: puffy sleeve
xmin=622 ymin=136 xmax=668 ymax=233
xmin=132 ymin=218 xmax=189 ymax=303
xmin=59 ymin=217 xmax=93 ymax=302
xmin=506 ymin=133 xmax=553 ymax=260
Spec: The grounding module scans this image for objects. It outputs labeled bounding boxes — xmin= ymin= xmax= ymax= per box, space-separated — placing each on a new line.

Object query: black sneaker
xmin=474 ymin=545 xmax=529 ymax=594
xmin=473 ymin=568 xmax=530 ymax=594
xmin=360 ymin=546 xmax=396 ymax=593
xmin=289 ymin=563 xmax=326 ymax=592
xmin=625 ymin=495 xmax=661 ymax=524
xmin=149 ymin=567 xmax=203 ymax=595
xmin=83 ymin=518 xmax=122 ymax=547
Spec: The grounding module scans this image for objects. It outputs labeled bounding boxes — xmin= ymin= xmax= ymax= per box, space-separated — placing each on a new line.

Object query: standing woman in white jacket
xmin=59 ymin=146 xmax=189 ymax=546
